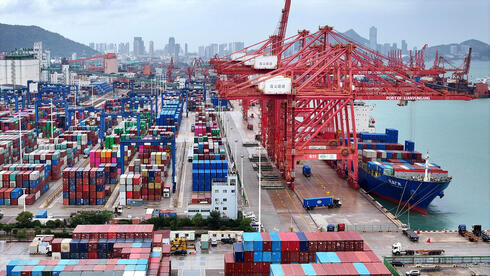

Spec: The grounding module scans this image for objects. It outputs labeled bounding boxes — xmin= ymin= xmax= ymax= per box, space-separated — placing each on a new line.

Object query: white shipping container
xmin=29 ymin=242 xmax=39 ymax=254
xmin=123 ymin=271 xmax=135 ymax=276
xmin=253 ymin=55 xmax=278 ymax=69
xmin=61 ymin=239 xmax=71 ymax=252
xmin=258 ymin=76 xmax=292 ymax=95
xmin=52 ymin=252 xmax=61 ymax=260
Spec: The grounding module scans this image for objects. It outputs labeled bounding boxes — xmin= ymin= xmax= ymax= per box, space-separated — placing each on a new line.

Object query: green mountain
xmin=0 ymin=23 xmax=99 ymax=58
xmin=425 ymin=39 xmax=490 ymax=60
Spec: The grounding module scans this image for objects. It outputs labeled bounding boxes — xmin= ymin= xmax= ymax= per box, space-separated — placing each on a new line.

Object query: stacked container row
xmin=62 ymin=167 xmax=106 ymax=205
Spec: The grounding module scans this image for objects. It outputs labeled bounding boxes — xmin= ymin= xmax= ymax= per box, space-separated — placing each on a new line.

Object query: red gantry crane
xmin=211 ymin=2 xmax=474 ymax=190
xmin=68 ymin=53 xmax=117 ymax=73
xmin=167 ymin=57 xmax=174 ymax=82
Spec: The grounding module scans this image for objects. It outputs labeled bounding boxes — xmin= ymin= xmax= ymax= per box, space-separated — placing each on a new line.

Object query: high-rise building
xmin=233 ymin=42 xmax=244 ymax=52
xmin=89 ymin=43 xmax=95 ymax=50
xmin=175 ymin=43 xmax=181 ymax=57
xmin=118 ymin=42 xmax=130 ymax=55
xmin=383 ymin=43 xmax=391 ymax=55
xmin=168 ymin=37 xmax=176 ymax=57
xmin=133 ymin=37 xmax=145 ymax=56
xmin=149 ymin=41 xmax=154 ymax=57
xmin=219 ymin=43 xmax=227 ymax=56
xmin=392 ymin=43 xmax=397 ymax=50
xmin=198 ymin=46 xmax=205 ymax=58
xmin=185 ymin=43 xmax=188 ymax=56
xmin=401 ymin=40 xmax=408 ymax=54
xmin=369 ymin=26 xmax=377 ymax=51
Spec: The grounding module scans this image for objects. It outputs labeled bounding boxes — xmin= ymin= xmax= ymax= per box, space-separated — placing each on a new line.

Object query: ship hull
xmin=358 ymin=168 xmax=450 ymax=215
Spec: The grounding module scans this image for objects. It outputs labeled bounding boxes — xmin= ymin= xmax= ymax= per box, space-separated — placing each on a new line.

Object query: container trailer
xmin=392 ymin=242 xmax=444 ymax=256
xmin=401 ymin=225 xmax=419 ymax=242
xmin=302 ymin=196 xmax=342 ymax=210
xmin=458 ymin=224 xmax=479 ymax=242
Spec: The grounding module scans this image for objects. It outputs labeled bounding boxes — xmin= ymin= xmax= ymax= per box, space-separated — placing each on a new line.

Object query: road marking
xmin=284 ymin=189 xmax=312 ymax=231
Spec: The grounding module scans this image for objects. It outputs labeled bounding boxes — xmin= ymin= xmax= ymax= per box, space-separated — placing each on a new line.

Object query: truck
xmin=163 ymin=183 xmax=170 ymax=198
xmin=302 ymin=165 xmax=311 ymax=177
xmin=473 ymin=225 xmax=490 ymax=242
xmin=458 ymin=224 xmax=478 ymax=242
xmin=303 ymin=197 xmax=342 ymax=210
xmin=392 ymin=243 xmax=444 ymax=256
xmin=247 ymin=123 xmax=253 ymax=130
xmin=401 ymin=225 xmax=419 ymax=242
xmin=114 ymin=205 xmax=123 ymax=216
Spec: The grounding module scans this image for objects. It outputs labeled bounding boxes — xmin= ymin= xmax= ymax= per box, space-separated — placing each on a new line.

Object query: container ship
xmin=356 ymin=129 xmax=451 ymax=215
xmin=343 ymin=102 xmax=451 ymax=215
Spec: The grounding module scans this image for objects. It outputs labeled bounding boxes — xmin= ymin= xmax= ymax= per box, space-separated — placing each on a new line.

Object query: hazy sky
xmin=1 ymin=0 xmax=488 ymax=51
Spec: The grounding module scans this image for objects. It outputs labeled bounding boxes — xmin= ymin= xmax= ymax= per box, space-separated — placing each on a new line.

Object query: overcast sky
xmin=1 ymin=0 xmax=488 ymax=51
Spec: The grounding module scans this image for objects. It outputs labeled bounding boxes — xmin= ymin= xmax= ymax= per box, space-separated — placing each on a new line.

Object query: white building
xmin=211 ymin=173 xmax=238 ymax=219
xmin=0 ymin=59 xmax=40 ymax=86
xmin=186 ymin=174 xmax=238 ymax=219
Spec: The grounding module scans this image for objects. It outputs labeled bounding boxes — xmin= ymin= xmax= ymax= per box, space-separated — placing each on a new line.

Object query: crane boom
xmin=277 ymin=0 xmax=291 ymax=43
xmin=271 ymin=0 xmax=292 ymax=55
xmin=68 ymin=53 xmax=116 ymax=63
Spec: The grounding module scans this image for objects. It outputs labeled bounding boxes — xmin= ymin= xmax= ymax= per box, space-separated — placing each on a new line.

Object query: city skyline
xmin=1 ymin=0 xmax=488 ymax=52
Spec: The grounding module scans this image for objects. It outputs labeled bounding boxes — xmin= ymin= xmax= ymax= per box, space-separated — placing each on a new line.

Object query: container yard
xmin=0 ymin=1 xmax=488 ymax=276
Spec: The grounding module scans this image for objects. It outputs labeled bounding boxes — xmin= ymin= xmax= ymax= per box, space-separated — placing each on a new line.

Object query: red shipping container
xmin=289 ymin=251 xmax=300 ymax=263
xmin=281 ymin=251 xmax=289 ymax=263
xmin=244 ymin=251 xmax=253 ymax=263
xmin=260 ymin=232 xmax=272 ymax=251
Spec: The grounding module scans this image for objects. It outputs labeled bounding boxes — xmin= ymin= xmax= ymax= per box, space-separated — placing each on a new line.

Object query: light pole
xmin=18 ymin=114 xmax=22 ymax=164
xmin=258 ymin=145 xmax=261 ymax=232
xmin=234 ymin=139 xmax=238 ymax=164
xmin=91 ymin=86 xmax=94 ymax=107
xmin=50 ymin=99 xmax=54 ymax=139
xmin=240 ymin=154 xmax=244 ymax=189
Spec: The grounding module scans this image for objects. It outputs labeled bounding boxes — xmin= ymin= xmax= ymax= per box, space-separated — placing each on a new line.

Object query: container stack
xmin=191 ymin=110 xmax=228 ymax=192
xmin=59 ymin=130 xmax=98 ymax=148
xmin=148 ymin=126 xmax=178 ymax=138
xmin=119 ymin=168 xmax=164 ymax=205
xmin=90 ymin=149 xmax=118 ymax=167
xmin=99 ymin=163 xmax=119 ymax=184
xmin=225 ymin=232 xmax=371 ymax=276
xmin=358 ymin=128 xmax=398 ymax=143
xmin=0 ymin=164 xmax=50 ymax=205
xmin=38 ymin=139 xmax=80 ymax=167
xmin=139 ymin=145 xmax=171 ymax=166
xmin=0 ymin=187 xmax=23 ymax=206
xmin=62 ymin=167 xmax=106 ymax=205
xmin=0 ymin=130 xmax=38 ymax=164
xmin=156 ymin=100 xmax=183 ymax=130
xmin=187 ymin=90 xmax=205 ymax=112
xmin=119 ymin=173 xmax=141 ymax=206
xmin=23 ymin=149 xmax=65 ymax=180
xmin=269 ymin=262 xmax=391 ymax=276
xmin=8 ymin=225 xmax=173 ymax=275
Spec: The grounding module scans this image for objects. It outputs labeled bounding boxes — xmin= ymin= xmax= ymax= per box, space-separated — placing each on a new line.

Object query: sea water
xmin=366 ymin=60 xmax=490 ymax=230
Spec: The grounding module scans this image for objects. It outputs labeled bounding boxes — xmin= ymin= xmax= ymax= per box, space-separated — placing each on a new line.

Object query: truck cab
xmin=302 ymin=165 xmax=311 ymax=177
xmin=327 ymin=224 xmax=335 ymax=232
xmin=392 ymin=242 xmax=404 ymax=255
xmin=401 ymin=224 xmax=419 ymax=242
xmin=163 ymin=187 xmax=170 ymax=198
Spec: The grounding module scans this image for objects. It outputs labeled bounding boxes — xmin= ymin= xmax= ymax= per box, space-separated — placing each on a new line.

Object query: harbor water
xmin=366 ymin=61 xmax=490 ymax=230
